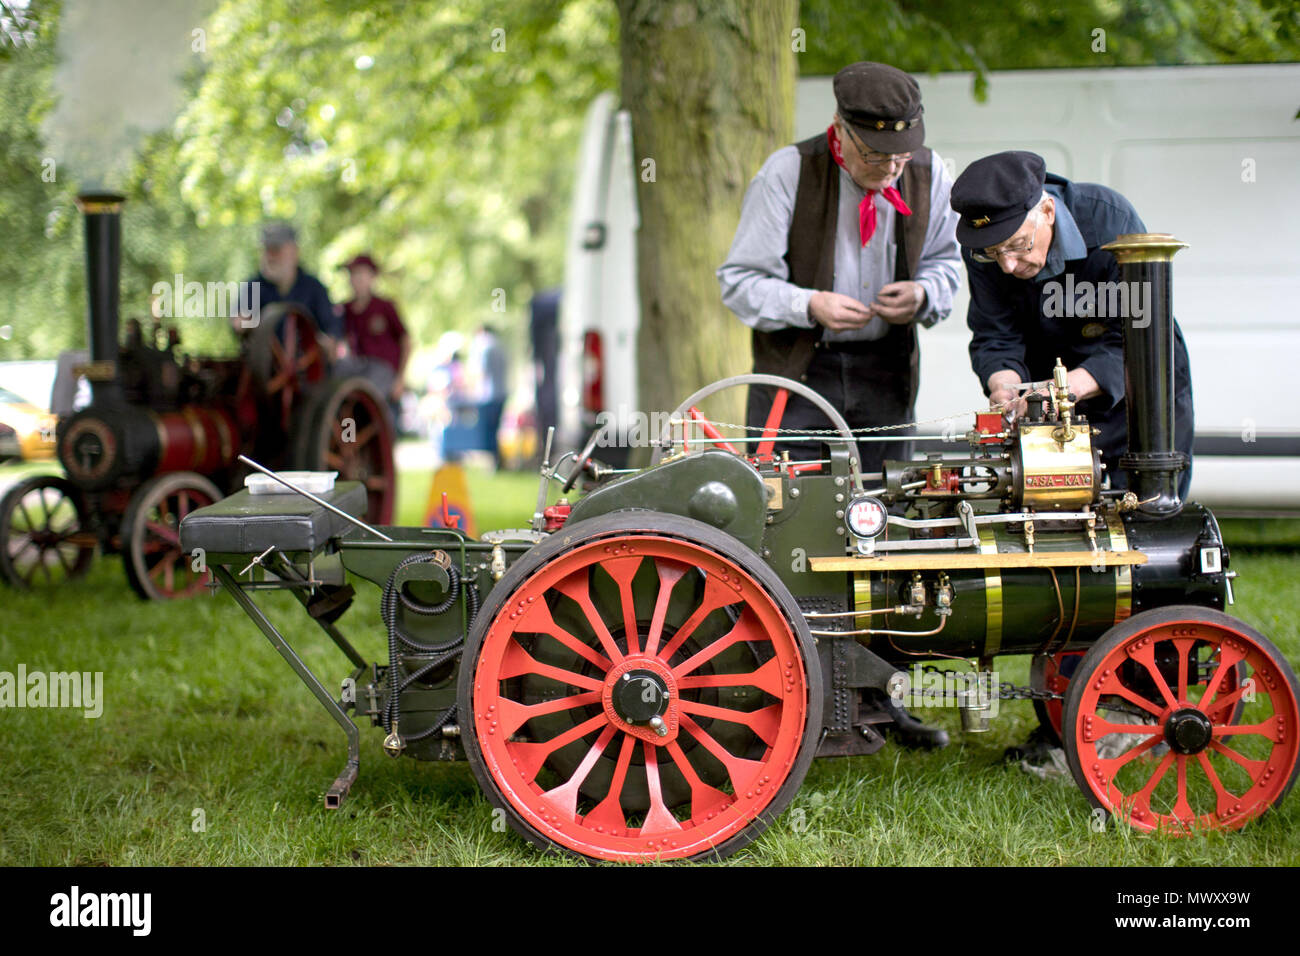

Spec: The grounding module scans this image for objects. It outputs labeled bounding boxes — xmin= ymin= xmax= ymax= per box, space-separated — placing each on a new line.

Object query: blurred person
xmin=339 ymin=253 xmax=410 ymax=424
xmin=240 ymin=222 xmax=340 ymax=347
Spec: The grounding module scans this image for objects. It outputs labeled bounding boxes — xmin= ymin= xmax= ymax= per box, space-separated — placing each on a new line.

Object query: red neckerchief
xmin=827 ymin=124 xmax=911 ymax=246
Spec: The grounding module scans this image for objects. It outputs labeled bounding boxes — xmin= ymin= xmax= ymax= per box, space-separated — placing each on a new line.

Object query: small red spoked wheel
xmin=1062 ymin=606 xmax=1300 ymax=833
xmin=459 ymin=512 xmax=821 ymax=862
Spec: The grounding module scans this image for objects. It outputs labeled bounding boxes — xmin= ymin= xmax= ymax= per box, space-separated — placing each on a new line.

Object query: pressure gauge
xmin=846 ymin=495 xmax=888 ymax=538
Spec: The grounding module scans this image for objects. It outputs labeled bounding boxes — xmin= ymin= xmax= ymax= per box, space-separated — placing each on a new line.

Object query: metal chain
xmin=917 ymin=663 xmax=1062 ymax=701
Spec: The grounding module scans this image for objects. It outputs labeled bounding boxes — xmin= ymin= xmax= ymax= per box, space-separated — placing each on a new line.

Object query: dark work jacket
xmin=965 ymin=174 xmax=1194 ymax=487
xmin=749 ymin=134 xmax=933 ymax=384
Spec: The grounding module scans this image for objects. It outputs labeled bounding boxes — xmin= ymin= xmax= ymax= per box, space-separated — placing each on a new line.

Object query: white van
xmin=560 ymin=64 xmax=1300 ymax=511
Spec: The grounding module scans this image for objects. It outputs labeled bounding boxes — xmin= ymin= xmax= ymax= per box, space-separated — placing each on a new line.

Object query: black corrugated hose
xmin=380 ymin=553 xmax=479 ymax=741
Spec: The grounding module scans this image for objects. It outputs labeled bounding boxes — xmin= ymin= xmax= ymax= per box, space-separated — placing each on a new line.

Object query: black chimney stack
xmin=1102 ymin=233 xmax=1188 ymax=517
xmin=75 ymin=192 xmax=125 ymax=403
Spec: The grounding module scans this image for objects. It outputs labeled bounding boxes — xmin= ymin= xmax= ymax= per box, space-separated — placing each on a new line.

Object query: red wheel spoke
xmin=679 ymin=713 xmax=765 ymax=795
xmin=755 ymin=388 xmax=789 ymax=460
xmin=495 ymin=691 xmax=603 ymax=738
xmin=509 ymin=713 xmax=609 ymax=783
xmin=145 ymin=520 xmax=181 ymax=547
xmin=1172 ymin=637 xmax=1195 ymax=702
xmin=1199 ymin=646 xmax=1245 ymax=709
xmin=1088 ymin=714 xmax=1165 ymax=739
xmin=678 ymin=656 xmax=785 ymax=697
xmin=1128 ymin=641 xmax=1179 ymax=711
xmin=1204 ymin=683 xmax=1249 ymax=722
xmin=553 ymin=569 xmax=624 ymax=664
xmin=148 ymin=548 xmax=181 ymax=582
xmin=1194 ymin=751 xmax=1238 ymax=818
xmin=1213 ymin=720 xmax=1283 ymax=743
xmin=639 ymin=743 xmax=683 ymax=836
xmin=1098 ymin=732 xmax=1164 ymax=775
xmin=1208 ymin=740 xmax=1267 ymax=778
xmin=353 ymin=423 xmax=379 ymax=448
xmin=600 ymin=554 xmax=644 ymax=655
xmin=674 ymin=607 xmax=771 ymax=678
xmin=540 ymin=725 xmax=618 ymax=820
xmin=665 ymin=739 xmax=733 ymax=824
xmin=1130 ymin=751 xmax=1176 ymax=820
xmin=582 ymin=733 xmax=636 ymax=833
xmin=678 ymin=700 xmax=782 ymax=747
xmin=515 ymin=598 xmax=612 ymax=672
xmin=1171 ymin=755 xmax=1194 ymax=825
xmin=498 ymin=639 xmax=604 ymax=691
xmin=643 ymin=558 xmax=687 ymax=657
xmin=656 ymin=572 xmax=741 ymax=662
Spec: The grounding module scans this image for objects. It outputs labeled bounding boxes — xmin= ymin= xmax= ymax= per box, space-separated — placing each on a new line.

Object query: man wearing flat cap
xmin=719 ymin=61 xmax=962 ymax=749
xmin=719 ymin=61 xmax=961 ymax=475
xmin=949 ymin=151 xmax=1194 ymax=499
xmin=242 ymin=222 xmax=341 ymax=346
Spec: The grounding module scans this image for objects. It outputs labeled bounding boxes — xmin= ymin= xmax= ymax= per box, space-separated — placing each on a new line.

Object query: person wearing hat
xmin=719 ymin=61 xmax=961 ymax=476
xmin=341 ymin=253 xmax=410 ymax=417
xmin=243 ymin=222 xmax=341 ymax=345
xmin=949 ymin=150 xmax=1194 ymax=499
xmin=718 ymin=61 xmax=962 ymax=750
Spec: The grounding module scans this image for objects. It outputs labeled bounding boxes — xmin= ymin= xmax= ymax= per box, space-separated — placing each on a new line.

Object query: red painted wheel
xmin=458 ymin=512 xmax=821 ymax=862
xmin=1062 ymin=606 xmax=1300 ymax=832
xmin=122 ymin=472 xmax=221 ymax=600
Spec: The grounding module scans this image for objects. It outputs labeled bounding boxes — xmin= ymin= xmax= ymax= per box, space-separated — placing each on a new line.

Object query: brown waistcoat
xmin=750 ymin=134 xmax=933 ymax=381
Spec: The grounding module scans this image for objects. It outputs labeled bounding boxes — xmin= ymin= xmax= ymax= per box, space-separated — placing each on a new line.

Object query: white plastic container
xmin=244 ymin=471 xmax=338 ymax=496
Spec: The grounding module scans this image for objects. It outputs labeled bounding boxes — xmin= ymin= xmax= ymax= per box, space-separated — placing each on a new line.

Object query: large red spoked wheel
xmin=121 ymin=472 xmax=221 ymax=600
xmin=1062 ymin=606 xmax=1300 ymax=832
xmin=292 ymin=377 xmax=396 ymax=524
xmin=0 ymin=474 xmax=96 ymax=588
xmin=458 ymin=511 xmax=822 ymax=862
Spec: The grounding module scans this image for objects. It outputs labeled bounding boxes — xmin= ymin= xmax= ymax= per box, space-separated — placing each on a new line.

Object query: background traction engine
xmin=179 ymin=233 xmax=1299 ymax=862
xmin=0 ymin=193 xmax=396 ymax=600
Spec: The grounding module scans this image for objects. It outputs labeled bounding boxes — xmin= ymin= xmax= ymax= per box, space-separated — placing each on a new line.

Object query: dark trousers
xmin=746 ymin=336 xmax=918 ymax=477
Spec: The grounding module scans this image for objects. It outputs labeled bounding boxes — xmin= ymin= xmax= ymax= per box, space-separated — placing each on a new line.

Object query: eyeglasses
xmin=970 ymin=212 xmax=1040 ymax=263
xmin=840 ymin=122 xmax=913 ymax=166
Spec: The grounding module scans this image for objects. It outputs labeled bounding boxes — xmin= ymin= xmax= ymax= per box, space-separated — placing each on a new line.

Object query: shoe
xmin=1003 ymin=724 xmax=1058 ymax=763
xmin=883 ymin=697 xmax=950 ymax=750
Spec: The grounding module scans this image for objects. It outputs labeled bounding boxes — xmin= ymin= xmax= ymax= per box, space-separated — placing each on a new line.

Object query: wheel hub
xmin=601 ymin=656 xmax=680 ymax=744
xmin=1164 ymin=707 xmax=1213 ymax=755
xmin=612 ymin=669 xmax=670 ymax=725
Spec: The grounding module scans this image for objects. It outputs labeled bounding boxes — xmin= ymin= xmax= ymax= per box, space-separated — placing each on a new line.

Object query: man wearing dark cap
xmin=949 ymin=151 xmax=1194 ymax=499
xmin=244 ymin=222 xmax=341 ymax=345
xmin=719 ymin=60 xmax=961 ymax=477
xmin=719 ymin=61 xmax=961 ymax=750
xmin=341 ymin=253 xmax=410 ymax=418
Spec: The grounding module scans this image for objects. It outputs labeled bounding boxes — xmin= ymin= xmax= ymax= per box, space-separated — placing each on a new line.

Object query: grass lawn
xmin=1 ymin=450 xmax=1298 ymax=866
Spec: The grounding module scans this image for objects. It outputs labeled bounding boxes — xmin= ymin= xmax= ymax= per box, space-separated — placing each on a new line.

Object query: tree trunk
xmin=617 ymin=0 xmax=798 ymax=442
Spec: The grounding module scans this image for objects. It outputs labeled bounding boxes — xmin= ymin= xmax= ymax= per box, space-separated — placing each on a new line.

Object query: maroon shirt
xmin=344 ymin=295 xmax=407 ymax=372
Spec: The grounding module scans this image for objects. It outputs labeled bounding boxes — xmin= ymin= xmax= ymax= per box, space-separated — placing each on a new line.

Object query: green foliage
xmin=799 ymin=0 xmax=1300 ymax=96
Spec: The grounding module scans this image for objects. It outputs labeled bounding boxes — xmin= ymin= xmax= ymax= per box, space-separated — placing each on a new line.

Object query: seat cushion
xmin=180 ymin=481 xmax=368 ymax=558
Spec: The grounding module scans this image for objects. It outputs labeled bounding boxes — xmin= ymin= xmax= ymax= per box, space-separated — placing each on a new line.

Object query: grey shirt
xmin=717 ymin=145 xmax=963 ymax=340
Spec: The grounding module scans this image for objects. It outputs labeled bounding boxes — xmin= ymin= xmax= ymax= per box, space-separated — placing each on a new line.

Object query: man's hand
xmin=987 ymin=370 xmax=1024 ymax=414
xmin=809 ymin=291 xmax=874 ymax=332
xmin=872 ymin=281 xmax=926 ymax=325
xmin=389 ymin=381 xmax=404 ymax=402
